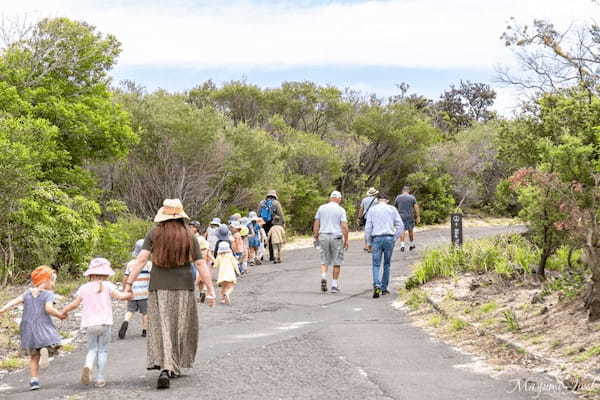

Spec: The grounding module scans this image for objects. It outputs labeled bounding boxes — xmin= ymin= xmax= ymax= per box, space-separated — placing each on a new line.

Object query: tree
xmin=499 ymin=16 xmax=600 ymax=99
xmin=434 ymin=80 xmax=496 ymax=134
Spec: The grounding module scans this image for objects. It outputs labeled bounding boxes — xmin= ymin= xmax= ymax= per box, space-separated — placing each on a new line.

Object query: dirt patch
xmin=398 ymin=273 xmax=600 ymax=399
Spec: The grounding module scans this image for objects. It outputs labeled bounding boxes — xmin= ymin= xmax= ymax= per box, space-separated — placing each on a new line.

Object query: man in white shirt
xmin=313 ymin=191 xmax=349 ymax=293
xmin=365 ymin=193 xmax=404 ymax=298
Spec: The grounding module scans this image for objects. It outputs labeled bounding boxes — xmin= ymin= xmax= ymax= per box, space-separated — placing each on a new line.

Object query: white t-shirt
xmin=315 ymin=202 xmax=348 ymax=236
xmin=361 ymin=196 xmax=378 ymax=217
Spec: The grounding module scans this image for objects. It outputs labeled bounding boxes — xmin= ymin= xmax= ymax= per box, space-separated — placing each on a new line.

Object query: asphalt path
xmin=0 ymin=225 xmax=575 ymax=400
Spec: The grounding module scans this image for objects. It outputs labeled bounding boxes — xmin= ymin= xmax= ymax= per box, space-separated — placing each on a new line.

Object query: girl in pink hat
xmin=61 ymin=258 xmax=131 ymax=388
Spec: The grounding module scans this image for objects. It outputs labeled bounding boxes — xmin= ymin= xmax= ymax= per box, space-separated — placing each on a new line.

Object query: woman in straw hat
xmin=124 ymin=199 xmax=216 ymax=390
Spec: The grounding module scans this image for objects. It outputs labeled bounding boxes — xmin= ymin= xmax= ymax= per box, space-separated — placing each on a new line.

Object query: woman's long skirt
xmin=147 ymin=290 xmax=198 ymax=374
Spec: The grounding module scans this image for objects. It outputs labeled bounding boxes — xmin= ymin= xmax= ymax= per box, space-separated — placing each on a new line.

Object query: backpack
xmin=259 ymin=199 xmax=275 ymax=222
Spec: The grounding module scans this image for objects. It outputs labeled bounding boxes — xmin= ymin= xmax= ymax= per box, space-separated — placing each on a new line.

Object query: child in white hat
xmin=61 ymin=258 xmax=131 ymax=388
xmin=213 ymin=242 xmax=241 ymax=305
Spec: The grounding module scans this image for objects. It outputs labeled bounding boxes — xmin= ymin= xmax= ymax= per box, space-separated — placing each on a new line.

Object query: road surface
xmin=0 ymin=225 xmax=574 ymax=399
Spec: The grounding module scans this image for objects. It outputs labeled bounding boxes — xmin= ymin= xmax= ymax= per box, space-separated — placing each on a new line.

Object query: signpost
xmin=451 ymin=213 xmax=463 ymax=247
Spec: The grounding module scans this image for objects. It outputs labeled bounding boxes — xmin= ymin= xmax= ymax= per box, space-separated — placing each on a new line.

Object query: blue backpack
xmin=259 ymin=199 xmax=275 ymax=222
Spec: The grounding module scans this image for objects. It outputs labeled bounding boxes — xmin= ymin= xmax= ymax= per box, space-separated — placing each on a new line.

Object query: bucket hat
xmin=217 ymin=224 xmax=231 ymax=241
xmin=132 ymin=239 xmax=145 ymax=257
xmin=266 ymin=190 xmax=278 ymax=199
xmin=217 ymin=241 xmax=231 ymax=253
xmin=367 ymin=187 xmax=379 ymax=196
xmin=210 ymin=217 xmax=221 ymax=226
xmin=84 ymin=258 xmax=115 ymax=277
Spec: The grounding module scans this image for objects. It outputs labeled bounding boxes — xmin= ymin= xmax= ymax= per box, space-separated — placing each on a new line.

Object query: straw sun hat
xmin=154 ymin=199 xmax=190 ymax=223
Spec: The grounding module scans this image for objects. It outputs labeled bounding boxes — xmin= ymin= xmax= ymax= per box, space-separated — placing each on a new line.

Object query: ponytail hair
xmin=87 ymin=274 xmax=106 ymax=294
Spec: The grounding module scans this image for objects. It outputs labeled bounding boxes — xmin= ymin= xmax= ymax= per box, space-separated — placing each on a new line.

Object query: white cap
xmin=330 ymin=190 xmax=342 ymax=199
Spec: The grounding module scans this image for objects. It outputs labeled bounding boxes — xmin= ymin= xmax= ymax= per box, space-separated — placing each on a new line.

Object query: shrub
xmin=405 ymin=169 xmax=456 ymax=225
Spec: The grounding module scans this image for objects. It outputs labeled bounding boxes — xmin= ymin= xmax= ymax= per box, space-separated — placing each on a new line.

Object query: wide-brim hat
xmin=230 ymin=221 xmax=242 ymax=230
xmin=248 ymin=211 xmax=258 ymax=221
xmin=217 ymin=224 xmax=231 ymax=240
xmin=266 ymin=190 xmax=278 ymax=199
xmin=154 ymin=199 xmax=189 ymax=223
xmin=84 ymin=258 xmax=115 ymax=277
xmin=217 ymin=241 xmax=231 ymax=253
xmin=210 ymin=217 xmax=221 ymax=226
xmin=367 ymin=187 xmax=379 ymax=196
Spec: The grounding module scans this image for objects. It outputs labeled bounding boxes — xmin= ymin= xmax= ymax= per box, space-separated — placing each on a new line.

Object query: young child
xmin=247 ymin=212 xmax=262 ymax=265
xmin=119 ymin=239 xmax=152 ymax=339
xmin=61 ymin=258 xmax=131 ymax=388
xmin=268 ymin=215 xmax=287 ymax=263
xmin=213 ymin=224 xmax=232 ymax=258
xmin=190 ymin=221 xmax=215 ymax=303
xmin=230 ymin=221 xmax=245 ymax=274
xmin=213 ymin=242 xmax=240 ymax=305
xmin=240 ymin=217 xmax=251 ymax=272
xmin=206 ymin=217 xmax=221 ymax=256
xmin=0 ymin=266 xmax=64 ymax=390
xmin=256 ymin=218 xmax=268 ymax=264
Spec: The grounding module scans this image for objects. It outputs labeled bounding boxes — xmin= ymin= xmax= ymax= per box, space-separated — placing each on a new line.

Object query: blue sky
xmin=6 ymin=0 xmax=598 ymax=113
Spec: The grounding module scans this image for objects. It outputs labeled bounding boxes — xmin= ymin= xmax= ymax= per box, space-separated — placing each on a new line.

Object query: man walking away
xmin=313 ymin=191 xmax=349 ymax=293
xmin=394 ymin=186 xmax=420 ymax=252
xmin=365 ymin=193 xmax=404 ymax=298
xmin=257 ymin=190 xmax=285 ymax=262
xmin=358 ymin=187 xmax=379 ymax=252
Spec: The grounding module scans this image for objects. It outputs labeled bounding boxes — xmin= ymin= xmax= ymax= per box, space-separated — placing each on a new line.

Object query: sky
xmin=4 ymin=0 xmax=599 ymax=114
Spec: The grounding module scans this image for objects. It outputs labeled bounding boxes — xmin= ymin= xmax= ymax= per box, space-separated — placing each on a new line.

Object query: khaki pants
xmin=273 ymin=243 xmax=283 ymax=261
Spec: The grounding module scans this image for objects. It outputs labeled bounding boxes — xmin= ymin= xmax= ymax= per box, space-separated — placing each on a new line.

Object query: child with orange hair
xmin=0 ymin=266 xmax=65 ymax=390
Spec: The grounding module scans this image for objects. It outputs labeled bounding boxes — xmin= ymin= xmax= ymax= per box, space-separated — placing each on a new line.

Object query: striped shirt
xmin=125 ymin=260 xmax=152 ymax=300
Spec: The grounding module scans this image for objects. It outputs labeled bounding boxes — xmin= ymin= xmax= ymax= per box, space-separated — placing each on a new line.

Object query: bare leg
xmin=408 ymin=230 xmax=415 ymax=242
xmin=142 ymin=314 xmax=149 ymax=330
xmin=30 ymin=354 xmax=40 ymax=380
xmin=333 ymin=265 xmax=341 ymax=280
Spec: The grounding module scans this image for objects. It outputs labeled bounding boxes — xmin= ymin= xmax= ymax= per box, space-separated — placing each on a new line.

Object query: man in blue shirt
xmin=365 ymin=193 xmax=404 ymax=298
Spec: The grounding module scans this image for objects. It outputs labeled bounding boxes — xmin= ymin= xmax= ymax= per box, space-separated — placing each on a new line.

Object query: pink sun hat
xmin=84 ymin=257 xmax=115 ymax=277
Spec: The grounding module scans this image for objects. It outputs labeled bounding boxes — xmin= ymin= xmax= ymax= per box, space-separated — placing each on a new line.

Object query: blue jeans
xmin=85 ymin=325 xmax=111 ymax=381
xmin=371 ymin=236 xmax=396 ymax=290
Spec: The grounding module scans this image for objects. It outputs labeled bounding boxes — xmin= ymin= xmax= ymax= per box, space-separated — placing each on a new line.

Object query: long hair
xmin=153 ymin=219 xmax=193 ymax=267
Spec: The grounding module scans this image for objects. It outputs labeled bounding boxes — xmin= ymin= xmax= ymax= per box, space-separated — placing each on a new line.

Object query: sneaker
xmin=409 ymin=245 xmax=416 ymax=251
xmin=39 ymin=347 xmax=49 ymax=369
xmin=81 ymin=366 xmax=92 ymax=385
xmin=95 ymin=380 xmax=106 ymax=388
xmin=373 ymin=287 xmax=381 ymax=298
xmin=30 ymin=380 xmax=40 ymax=391
xmin=142 ymin=329 xmax=147 ymax=338
xmin=382 ymin=289 xmax=391 ymax=296
xmin=157 ymin=370 xmax=170 ymax=389
xmin=199 ymin=292 xmax=206 ymax=303
xmin=330 ymin=286 xmax=340 ymax=294
xmin=321 ymin=278 xmax=327 ymax=292
xmin=118 ymin=321 xmax=128 ymax=339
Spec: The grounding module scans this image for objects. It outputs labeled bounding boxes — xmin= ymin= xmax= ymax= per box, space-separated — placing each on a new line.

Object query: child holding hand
xmin=61 ymin=258 xmax=131 ymax=388
xmin=0 ymin=266 xmax=65 ymax=390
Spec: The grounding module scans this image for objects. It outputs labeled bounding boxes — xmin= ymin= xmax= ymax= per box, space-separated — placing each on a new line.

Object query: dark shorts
xmin=127 ymin=299 xmax=148 ymax=314
xmin=21 ymin=345 xmax=61 ymax=357
xmin=248 ymin=237 xmax=260 ymax=249
xmin=400 ymin=214 xmax=415 ymax=231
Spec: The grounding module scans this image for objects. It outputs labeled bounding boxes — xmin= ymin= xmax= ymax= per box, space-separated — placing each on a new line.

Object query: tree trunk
xmin=537 ymin=250 xmax=549 ymax=280
xmin=584 ymin=246 xmax=600 ymax=322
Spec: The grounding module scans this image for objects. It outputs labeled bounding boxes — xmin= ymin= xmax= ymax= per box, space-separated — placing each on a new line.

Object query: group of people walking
xmin=313 ymin=186 xmax=419 ymax=299
xmin=0 ymin=186 xmax=419 ymax=392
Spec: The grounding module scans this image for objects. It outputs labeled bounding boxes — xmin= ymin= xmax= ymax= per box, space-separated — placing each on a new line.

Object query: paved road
xmin=0 ymin=225 xmax=574 ymax=399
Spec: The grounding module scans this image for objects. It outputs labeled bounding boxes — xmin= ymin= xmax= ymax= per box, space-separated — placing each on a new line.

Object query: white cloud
xmin=4 ymin=0 xmax=598 ymax=70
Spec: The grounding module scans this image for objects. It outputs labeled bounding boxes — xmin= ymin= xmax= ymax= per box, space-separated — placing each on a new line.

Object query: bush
xmin=95 ymin=216 xmax=153 ymax=269
xmin=405 ymin=169 xmax=455 ymax=225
